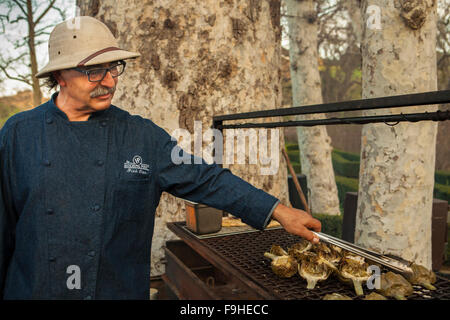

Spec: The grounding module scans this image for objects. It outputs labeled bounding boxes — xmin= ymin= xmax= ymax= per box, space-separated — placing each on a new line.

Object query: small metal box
xmin=185 ymin=201 xmax=223 ymax=235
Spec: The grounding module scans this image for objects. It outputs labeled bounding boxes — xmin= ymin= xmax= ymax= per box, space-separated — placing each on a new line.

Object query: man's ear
xmin=53 ymin=71 xmax=66 ymax=87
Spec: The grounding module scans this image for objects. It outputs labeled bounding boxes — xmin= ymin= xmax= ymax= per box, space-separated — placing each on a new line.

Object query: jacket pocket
xmin=113 ymin=177 xmax=152 ymax=222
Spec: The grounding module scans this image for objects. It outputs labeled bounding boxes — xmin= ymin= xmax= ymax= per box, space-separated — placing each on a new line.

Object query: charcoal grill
xmin=166 ymin=222 xmax=450 ymax=300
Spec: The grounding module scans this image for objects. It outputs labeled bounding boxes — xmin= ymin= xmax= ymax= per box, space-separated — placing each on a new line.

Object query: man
xmin=0 ymin=16 xmax=320 ymax=299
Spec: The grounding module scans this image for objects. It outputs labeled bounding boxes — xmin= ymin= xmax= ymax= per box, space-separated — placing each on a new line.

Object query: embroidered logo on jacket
xmin=123 ymin=155 xmax=150 ymax=175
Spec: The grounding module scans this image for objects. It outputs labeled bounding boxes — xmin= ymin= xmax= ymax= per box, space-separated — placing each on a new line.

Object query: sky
xmin=0 ymin=0 xmax=76 ymax=97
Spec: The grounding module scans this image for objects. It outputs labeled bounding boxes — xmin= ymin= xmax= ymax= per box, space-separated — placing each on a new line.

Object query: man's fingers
xmin=300 ymin=226 xmax=320 ymax=244
xmin=305 ymin=216 xmax=322 ymax=232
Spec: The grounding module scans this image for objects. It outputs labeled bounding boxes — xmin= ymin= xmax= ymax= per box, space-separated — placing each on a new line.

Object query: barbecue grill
xmin=165 ymin=222 xmax=450 ymax=300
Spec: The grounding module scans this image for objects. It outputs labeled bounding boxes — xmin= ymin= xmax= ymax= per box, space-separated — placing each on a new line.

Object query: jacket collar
xmin=47 ymin=92 xmax=112 ymax=121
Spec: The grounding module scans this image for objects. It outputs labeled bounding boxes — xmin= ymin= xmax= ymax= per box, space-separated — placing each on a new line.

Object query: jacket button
xmin=88 ymin=251 xmax=96 ymax=257
xmin=93 ymin=204 xmax=101 ymax=211
xmin=96 ymin=160 xmax=104 ymax=166
xmin=47 ymin=208 xmax=54 ymax=215
xmin=43 ymin=160 xmax=51 ymax=166
xmin=49 ymin=257 xmax=56 ymax=262
xmin=46 ymin=118 xmax=53 ymax=124
xmin=100 ymin=121 xmax=107 ymax=127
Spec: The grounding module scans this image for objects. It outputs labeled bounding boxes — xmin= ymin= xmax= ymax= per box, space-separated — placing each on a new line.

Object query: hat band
xmin=77 ymin=46 xmax=122 ymax=67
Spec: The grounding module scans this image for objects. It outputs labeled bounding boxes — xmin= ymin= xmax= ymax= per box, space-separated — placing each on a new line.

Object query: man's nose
xmin=100 ymin=71 xmax=116 ymax=87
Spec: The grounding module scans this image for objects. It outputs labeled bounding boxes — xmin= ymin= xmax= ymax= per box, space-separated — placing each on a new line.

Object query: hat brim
xmin=36 ymin=49 xmax=140 ymax=78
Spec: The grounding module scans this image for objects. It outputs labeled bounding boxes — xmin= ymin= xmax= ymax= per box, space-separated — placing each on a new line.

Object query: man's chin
xmin=90 ymin=96 xmax=113 ymax=110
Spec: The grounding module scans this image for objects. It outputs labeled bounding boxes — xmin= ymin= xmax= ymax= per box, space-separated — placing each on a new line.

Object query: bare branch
xmin=34 ymin=0 xmax=56 ymax=26
xmin=0 ymin=63 xmax=32 ymax=85
xmin=11 ymin=0 xmax=27 ymax=17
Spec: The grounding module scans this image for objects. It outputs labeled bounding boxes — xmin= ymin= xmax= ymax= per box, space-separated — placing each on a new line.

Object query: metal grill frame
xmin=167 ymin=222 xmax=450 ymax=300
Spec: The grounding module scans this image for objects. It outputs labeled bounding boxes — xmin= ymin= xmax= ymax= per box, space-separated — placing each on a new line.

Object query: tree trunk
xmin=285 ymin=0 xmax=340 ymax=215
xmin=356 ymin=0 xmax=438 ymax=268
xmin=343 ymin=0 xmax=363 ymax=46
xmin=79 ymin=0 xmax=288 ymax=276
xmin=26 ymin=0 xmax=42 ymax=106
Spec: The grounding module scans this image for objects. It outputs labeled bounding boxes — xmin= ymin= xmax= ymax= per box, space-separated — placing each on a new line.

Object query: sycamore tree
xmin=0 ymin=0 xmax=72 ymax=104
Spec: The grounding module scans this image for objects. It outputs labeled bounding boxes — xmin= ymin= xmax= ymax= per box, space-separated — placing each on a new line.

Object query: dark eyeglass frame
xmin=72 ymin=60 xmax=126 ymax=82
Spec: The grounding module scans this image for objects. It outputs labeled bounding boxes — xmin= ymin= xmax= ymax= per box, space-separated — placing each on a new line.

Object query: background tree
xmin=78 ymin=0 xmax=289 ymax=276
xmin=355 ymin=0 xmax=438 ymax=268
xmin=0 ymin=0 xmax=68 ymax=105
xmin=284 ymin=0 xmax=340 ymax=215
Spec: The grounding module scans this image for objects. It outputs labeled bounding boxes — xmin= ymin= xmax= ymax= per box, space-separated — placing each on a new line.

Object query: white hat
xmin=36 ymin=16 xmax=140 ymax=78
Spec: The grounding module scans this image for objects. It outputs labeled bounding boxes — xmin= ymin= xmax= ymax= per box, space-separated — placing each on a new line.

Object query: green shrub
xmin=286 ymin=161 xmax=302 ymax=174
xmin=333 ymin=148 xmax=360 ymax=162
xmin=335 ymin=175 xmax=359 ymax=205
xmin=434 ymin=183 xmax=450 ymax=203
xmin=287 ymin=149 xmax=300 ymax=164
xmin=312 ymin=213 xmax=343 ymax=238
xmin=285 ymin=143 xmax=299 ymax=152
xmin=332 ymin=150 xmax=360 ymax=178
xmin=435 ymin=170 xmax=450 ymax=186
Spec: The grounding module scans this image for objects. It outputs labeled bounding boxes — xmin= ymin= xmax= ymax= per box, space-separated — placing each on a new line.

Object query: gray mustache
xmin=90 ymin=86 xmax=116 ymax=98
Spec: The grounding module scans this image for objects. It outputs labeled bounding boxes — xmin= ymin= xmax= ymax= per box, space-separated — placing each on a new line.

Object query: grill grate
xmin=201 ymin=227 xmax=450 ymax=300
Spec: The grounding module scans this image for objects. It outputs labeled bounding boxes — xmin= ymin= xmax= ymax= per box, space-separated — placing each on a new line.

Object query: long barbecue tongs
xmin=312 ymin=231 xmax=413 ymax=276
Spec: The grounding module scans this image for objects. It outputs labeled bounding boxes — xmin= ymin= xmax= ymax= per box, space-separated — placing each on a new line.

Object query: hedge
xmin=332 ymin=150 xmax=360 ymax=178
xmin=435 ymin=170 xmax=450 ymax=186
xmin=287 ymin=149 xmax=300 ymax=164
xmin=335 ymin=175 xmax=359 ymax=205
xmin=434 ymin=183 xmax=450 ymax=203
xmin=285 ymin=143 xmax=299 ymax=152
xmin=312 ymin=213 xmax=343 ymax=238
xmin=285 ymin=143 xmax=450 ymax=202
xmin=333 ymin=148 xmax=360 ymax=162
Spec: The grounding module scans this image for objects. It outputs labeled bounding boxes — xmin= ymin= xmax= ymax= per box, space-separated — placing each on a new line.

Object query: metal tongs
xmin=312 ymin=231 xmax=413 ymax=276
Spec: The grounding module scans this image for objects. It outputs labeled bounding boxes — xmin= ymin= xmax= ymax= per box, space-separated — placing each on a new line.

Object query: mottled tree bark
xmin=79 ymin=0 xmax=288 ymax=275
xmin=356 ymin=0 xmax=437 ymax=268
xmin=285 ymin=0 xmax=340 ymax=215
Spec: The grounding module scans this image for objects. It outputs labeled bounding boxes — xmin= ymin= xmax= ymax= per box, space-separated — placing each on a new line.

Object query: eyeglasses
xmin=72 ymin=60 xmax=126 ymax=82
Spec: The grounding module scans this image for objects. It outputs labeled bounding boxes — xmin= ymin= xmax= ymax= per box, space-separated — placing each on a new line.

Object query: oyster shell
xmin=377 ymin=271 xmax=413 ymax=300
xmin=287 ymin=240 xmax=312 ymax=261
xmin=269 ymin=244 xmax=289 ymax=256
xmin=312 ymin=242 xmax=342 ymax=271
xmin=338 ymin=253 xmax=371 ymax=296
xmin=264 ymin=252 xmax=298 ymax=278
xmin=298 ymin=252 xmax=332 ymax=289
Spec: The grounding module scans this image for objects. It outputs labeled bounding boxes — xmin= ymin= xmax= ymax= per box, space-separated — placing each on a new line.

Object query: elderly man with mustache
xmin=0 ymin=16 xmax=321 ymax=299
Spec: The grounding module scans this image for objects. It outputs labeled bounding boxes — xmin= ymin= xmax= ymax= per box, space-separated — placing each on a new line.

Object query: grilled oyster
xmin=364 ymin=292 xmax=387 ymax=300
xmin=323 ymin=293 xmax=352 ymax=300
xmin=405 ymin=263 xmax=436 ymax=290
xmin=338 ymin=253 xmax=371 ymax=296
xmin=269 ymin=244 xmax=288 ymax=256
xmin=298 ymin=252 xmax=332 ymax=289
xmin=312 ymin=242 xmax=342 ymax=271
xmin=287 ymin=240 xmax=312 ymax=261
xmin=264 ymin=252 xmax=298 ymax=278
xmin=377 ymin=271 xmax=413 ymax=300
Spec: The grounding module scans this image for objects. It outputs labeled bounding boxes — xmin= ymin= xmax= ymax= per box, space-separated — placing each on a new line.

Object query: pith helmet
xmin=36 ymin=16 xmax=140 ymax=78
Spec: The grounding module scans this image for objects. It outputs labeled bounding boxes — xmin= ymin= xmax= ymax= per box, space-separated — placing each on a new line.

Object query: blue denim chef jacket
xmin=0 ymin=93 xmax=279 ymax=299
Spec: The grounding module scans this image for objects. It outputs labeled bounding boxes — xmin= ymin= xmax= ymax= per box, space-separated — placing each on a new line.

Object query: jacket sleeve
xmin=154 ymin=125 xmax=279 ymax=230
xmin=0 ymin=127 xmax=16 ymax=298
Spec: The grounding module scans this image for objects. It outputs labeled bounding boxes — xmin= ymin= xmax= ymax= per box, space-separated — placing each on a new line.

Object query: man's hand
xmin=271 ymin=203 xmax=321 ymax=244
